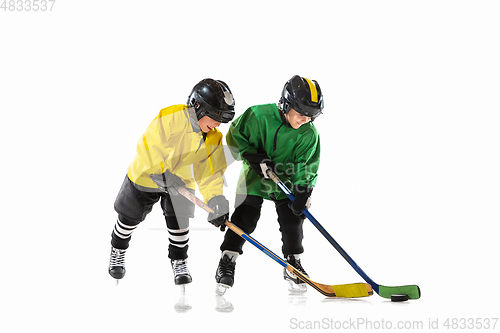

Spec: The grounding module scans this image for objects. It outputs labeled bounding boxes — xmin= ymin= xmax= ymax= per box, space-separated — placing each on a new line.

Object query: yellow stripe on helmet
xmin=304 ymin=78 xmax=318 ymax=103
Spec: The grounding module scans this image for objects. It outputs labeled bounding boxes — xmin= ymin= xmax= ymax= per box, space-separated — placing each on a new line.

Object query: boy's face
xmin=286 ymin=109 xmax=311 ymax=129
xmin=198 ymin=116 xmax=221 ymax=133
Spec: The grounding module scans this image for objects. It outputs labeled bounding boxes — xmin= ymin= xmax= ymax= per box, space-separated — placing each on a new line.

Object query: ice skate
xmin=215 ymin=250 xmax=238 ymax=295
xmin=171 ymin=259 xmax=192 ymax=285
xmin=109 ymin=247 xmax=126 ymax=284
xmin=284 ymin=254 xmax=308 ymax=294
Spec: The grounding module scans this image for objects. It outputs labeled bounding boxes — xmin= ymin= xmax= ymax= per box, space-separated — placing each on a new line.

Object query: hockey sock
xmin=165 ymin=216 xmax=190 ymax=259
xmin=111 ymin=218 xmax=138 ymax=249
xmin=168 ymin=227 xmax=189 ymax=249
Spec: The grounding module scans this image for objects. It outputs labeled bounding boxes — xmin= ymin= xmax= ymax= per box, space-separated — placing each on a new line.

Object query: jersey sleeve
xmin=291 ymin=129 xmax=320 ymax=188
xmin=225 ymin=108 xmax=261 ymax=160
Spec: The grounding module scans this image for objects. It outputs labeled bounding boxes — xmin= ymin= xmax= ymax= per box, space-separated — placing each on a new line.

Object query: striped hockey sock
xmin=168 ymin=227 xmax=189 ymax=249
xmin=113 ymin=219 xmax=137 ymax=242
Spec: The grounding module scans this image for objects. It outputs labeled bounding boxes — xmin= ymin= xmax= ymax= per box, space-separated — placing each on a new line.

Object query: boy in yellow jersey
xmin=109 ymin=79 xmax=235 ymax=285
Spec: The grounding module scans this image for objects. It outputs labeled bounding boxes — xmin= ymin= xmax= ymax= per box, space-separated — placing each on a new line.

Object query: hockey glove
xmin=150 ymin=170 xmax=186 ymax=196
xmin=242 ymin=152 xmax=276 ymax=179
xmin=207 ymin=195 xmax=230 ymax=231
xmin=288 ymin=185 xmax=313 ymax=218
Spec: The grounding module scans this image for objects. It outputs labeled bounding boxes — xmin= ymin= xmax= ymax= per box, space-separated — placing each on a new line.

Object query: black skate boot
xmin=171 ymin=259 xmax=192 ymax=285
xmin=109 ymin=247 xmax=126 ymax=283
xmin=283 ymin=254 xmax=308 ymax=293
xmin=215 ymin=250 xmax=238 ymax=295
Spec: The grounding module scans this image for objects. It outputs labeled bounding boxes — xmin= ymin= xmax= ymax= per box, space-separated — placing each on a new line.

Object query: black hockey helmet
xmin=187 ymin=79 xmax=235 ymax=123
xmin=279 ymin=75 xmax=323 ymax=120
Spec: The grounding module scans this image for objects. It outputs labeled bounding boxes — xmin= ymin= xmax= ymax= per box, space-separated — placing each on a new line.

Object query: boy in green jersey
xmin=209 ymin=75 xmax=323 ymax=293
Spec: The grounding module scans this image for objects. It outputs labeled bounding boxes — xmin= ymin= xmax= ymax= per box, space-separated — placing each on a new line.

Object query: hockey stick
xmin=176 ymin=187 xmax=373 ymax=298
xmin=267 ymin=170 xmax=421 ymax=300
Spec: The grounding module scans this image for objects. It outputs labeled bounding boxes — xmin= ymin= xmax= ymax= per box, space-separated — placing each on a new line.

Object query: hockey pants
xmin=220 ymin=194 xmax=304 ymax=257
xmin=111 ymin=175 xmax=195 ymax=260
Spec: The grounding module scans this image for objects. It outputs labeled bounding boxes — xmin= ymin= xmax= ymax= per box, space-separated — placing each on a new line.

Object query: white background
xmin=1 ymin=1 xmax=499 ymax=332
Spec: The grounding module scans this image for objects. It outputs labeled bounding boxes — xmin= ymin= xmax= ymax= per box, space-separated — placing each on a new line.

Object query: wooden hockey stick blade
xmin=225 ymin=220 xmax=373 ymax=298
xmin=176 ymin=186 xmax=372 ymax=298
xmin=266 ymin=170 xmax=421 ymax=300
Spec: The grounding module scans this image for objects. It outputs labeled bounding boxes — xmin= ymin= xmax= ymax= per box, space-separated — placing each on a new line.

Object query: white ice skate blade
xmin=174 ymin=285 xmax=192 ymax=312
xmin=179 ymin=284 xmax=186 ymax=295
xmin=287 ymin=280 xmax=307 ymax=294
xmin=215 ymin=283 xmax=230 ymax=296
xmin=215 ymin=295 xmax=234 ymax=313
xmin=174 ymin=297 xmax=192 ymax=313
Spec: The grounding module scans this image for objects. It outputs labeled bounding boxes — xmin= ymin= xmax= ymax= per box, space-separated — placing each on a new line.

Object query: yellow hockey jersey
xmin=127 ymin=104 xmax=227 ymax=203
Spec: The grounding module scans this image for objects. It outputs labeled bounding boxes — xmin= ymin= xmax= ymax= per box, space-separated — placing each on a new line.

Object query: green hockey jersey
xmin=226 ymin=103 xmax=320 ymax=200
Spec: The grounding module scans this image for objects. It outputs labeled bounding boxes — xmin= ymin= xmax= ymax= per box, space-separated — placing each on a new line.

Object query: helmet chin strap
xmin=278 ymin=102 xmax=292 ymax=128
xmin=280 ymin=111 xmax=292 ymax=128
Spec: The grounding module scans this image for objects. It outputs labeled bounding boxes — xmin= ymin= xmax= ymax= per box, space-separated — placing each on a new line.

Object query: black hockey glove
xmin=150 ymin=170 xmax=186 ymax=196
xmin=207 ymin=195 xmax=230 ymax=231
xmin=288 ymin=185 xmax=313 ymax=218
xmin=242 ymin=152 xmax=276 ymax=179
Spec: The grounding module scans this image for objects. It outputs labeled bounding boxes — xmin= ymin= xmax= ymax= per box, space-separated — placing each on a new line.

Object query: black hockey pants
xmin=220 ymin=194 xmax=305 ymax=257
xmin=111 ymin=175 xmax=195 ymax=260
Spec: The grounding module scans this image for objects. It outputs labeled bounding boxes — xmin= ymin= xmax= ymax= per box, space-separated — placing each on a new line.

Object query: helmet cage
xmin=279 ymin=76 xmax=323 ymax=121
xmin=187 ymin=79 xmax=235 ymax=123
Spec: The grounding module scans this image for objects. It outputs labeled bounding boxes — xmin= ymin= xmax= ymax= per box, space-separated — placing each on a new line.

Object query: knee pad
xmin=221 ymin=204 xmax=261 ymax=255
xmin=161 ymin=191 xmax=195 ymax=218
xmin=230 ymin=204 xmax=261 ymax=235
xmin=276 ymin=203 xmax=304 ymax=235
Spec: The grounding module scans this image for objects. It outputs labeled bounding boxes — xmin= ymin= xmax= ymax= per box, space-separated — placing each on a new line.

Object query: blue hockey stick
xmin=176 ymin=187 xmax=373 ymax=298
xmin=266 ymin=170 xmax=421 ymax=300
